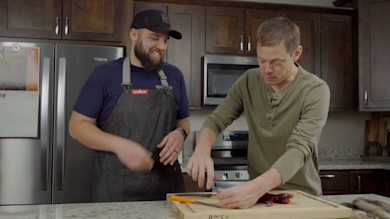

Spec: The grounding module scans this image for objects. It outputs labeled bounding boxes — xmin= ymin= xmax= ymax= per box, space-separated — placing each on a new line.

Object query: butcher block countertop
xmin=1 ymin=193 xmax=389 ymax=219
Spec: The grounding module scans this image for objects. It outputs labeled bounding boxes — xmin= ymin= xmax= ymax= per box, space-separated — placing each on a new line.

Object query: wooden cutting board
xmin=167 ymin=190 xmax=352 ymax=219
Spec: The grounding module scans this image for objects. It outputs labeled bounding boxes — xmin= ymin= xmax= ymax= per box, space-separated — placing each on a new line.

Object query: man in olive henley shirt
xmin=187 ymin=17 xmax=330 ymax=209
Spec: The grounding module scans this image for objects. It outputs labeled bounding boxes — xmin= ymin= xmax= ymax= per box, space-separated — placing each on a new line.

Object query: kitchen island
xmin=1 ymin=194 xmax=389 ymax=219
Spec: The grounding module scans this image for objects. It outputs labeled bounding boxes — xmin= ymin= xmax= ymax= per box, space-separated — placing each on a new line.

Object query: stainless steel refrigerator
xmin=0 ymin=41 xmax=124 ymax=205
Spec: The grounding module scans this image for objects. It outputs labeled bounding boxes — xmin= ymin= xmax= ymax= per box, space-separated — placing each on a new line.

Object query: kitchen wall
xmin=184 ymin=109 xmax=371 ymax=161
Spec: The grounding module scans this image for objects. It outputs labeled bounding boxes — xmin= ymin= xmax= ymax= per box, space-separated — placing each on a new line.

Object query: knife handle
xmin=171 ymin=195 xmax=196 ymax=203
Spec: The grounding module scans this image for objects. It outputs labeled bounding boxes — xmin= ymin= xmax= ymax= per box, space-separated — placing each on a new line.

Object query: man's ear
xmin=293 ymin=45 xmax=303 ymax=62
xmin=129 ymin=28 xmax=138 ymax=41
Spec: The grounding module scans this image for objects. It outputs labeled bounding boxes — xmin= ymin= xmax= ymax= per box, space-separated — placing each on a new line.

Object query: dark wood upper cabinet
xmin=134 ymin=1 xmax=167 ymax=14
xmin=206 ymin=7 xmax=278 ymax=55
xmin=359 ymin=0 xmax=390 ymax=111
xmin=167 ymin=5 xmax=205 ymax=109
xmin=284 ymin=12 xmax=321 ymax=77
xmin=245 ymin=9 xmax=280 ymax=56
xmin=62 ymin=0 xmax=124 ymax=42
xmin=205 ymin=7 xmax=245 ymax=55
xmin=0 ymin=0 xmax=125 ymax=42
xmin=321 ymin=14 xmax=356 ymax=111
xmin=0 ymin=0 xmax=62 ymax=39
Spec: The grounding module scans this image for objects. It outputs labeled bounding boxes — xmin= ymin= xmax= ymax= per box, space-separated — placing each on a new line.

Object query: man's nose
xmin=156 ymin=38 xmax=167 ymax=50
xmin=263 ymin=63 xmax=273 ymax=73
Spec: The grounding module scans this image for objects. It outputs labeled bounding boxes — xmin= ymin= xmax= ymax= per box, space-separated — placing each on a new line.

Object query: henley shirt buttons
xmin=265 ymin=122 xmax=272 ymax=130
xmin=265 ymin=113 xmax=273 ymax=130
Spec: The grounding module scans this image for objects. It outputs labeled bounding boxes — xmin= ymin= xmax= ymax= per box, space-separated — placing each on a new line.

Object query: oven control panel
xmin=215 ymin=130 xmax=248 ymax=149
xmin=214 ymin=170 xmax=249 ymax=181
xmin=222 ymin=132 xmax=248 ymax=141
xmin=194 ymin=130 xmax=248 ymax=149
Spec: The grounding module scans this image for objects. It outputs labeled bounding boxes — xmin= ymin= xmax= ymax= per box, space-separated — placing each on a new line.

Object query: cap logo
xmin=160 ymin=13 xmax=169 ymax=24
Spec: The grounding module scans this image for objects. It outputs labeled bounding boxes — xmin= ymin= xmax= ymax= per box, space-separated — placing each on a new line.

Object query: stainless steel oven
xmin=195 ymin=130 xmax=249 ymax=192
xmin=203 ymin=55 xmax=258 ymax=106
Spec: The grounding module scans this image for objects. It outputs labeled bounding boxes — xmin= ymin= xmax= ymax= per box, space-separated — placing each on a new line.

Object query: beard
xmin=134 ymin=39 xmax=164 ymax=72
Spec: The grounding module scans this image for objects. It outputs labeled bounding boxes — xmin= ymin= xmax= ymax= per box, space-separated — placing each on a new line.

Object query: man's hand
xmin=157 ymin=129 xmax=184 ymax=165
xmin=216 ymin=168 xmax=283 ymax=209
xmin=114 ymin=140 xmax=154 ymax=171
xmin=186 ymin=150 xmax=215 ymax=189
xmin=216 ymin=181 xmax=262 ymax=209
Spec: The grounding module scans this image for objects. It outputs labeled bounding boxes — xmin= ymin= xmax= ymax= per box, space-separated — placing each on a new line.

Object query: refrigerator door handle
xmin=41 ymin=57 xmax=51 ymax=191
xmin=56 ymin=57 xmax=67 ymax=190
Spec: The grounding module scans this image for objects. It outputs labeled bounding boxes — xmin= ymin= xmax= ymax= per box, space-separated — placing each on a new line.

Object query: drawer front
xmin=320 ymin=170 xmax=350 ymax=194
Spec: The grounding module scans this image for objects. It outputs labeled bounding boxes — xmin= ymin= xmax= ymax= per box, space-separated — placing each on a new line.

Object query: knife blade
xmin=169 ymin=193 xmax=216 ymax=197
xmin=170 ymin=195 xmax=222 ymax=208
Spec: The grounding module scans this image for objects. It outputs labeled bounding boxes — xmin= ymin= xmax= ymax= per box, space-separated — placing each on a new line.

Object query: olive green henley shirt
xmin=202 ymin=65 xmax=330 ymax=196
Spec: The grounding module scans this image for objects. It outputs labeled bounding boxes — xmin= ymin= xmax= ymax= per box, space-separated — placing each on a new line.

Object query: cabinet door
xmin=206 ymin=7 xmax=244 ymax=54
xmin=359 ymin=0 xmax=390 ymax=111
xmin=321 ymin=14 xmax=356 ymax=110
xmin=168 ymin=5 xmax=205 ymax=109
xmin=350 ymin=170 xmax=379 ymax=194
xmin=319 ymin=170 xmax=350 ymax=195
xmin=0 ymin=0 xmax=62 ymax=39
xmin=134 ymin=1 xmax=167 ymax=14
xmin=245 ymin=9 xmax=279 ymax=56
xmin=62 ymin=0 xmax=124 ymax=42
xmin=382 ymin=170 xmax=390 ymax=197
xmin=285 ymin=12 xmax=321 ymax=77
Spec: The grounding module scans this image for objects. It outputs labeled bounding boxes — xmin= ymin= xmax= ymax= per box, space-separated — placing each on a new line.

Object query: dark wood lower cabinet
xmin=320 ymin=170 xmax=350 ymax=195
xmin=349 ymin=170 xmax=380 ymax=194
xmin=320 ymin=169 xmax=389 ymax=196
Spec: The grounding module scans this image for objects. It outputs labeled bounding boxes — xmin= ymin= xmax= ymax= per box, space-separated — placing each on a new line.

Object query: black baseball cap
xmin=131 ymin=9 xmax=182 ymax=40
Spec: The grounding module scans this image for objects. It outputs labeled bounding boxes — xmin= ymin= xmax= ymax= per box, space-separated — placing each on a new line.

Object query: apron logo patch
xmin=131 ymin=89 xmax=149 ymax=95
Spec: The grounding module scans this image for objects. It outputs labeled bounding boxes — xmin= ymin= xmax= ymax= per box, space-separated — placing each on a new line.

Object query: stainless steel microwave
xmin=203 ymin=55 xmax=258 ymax=105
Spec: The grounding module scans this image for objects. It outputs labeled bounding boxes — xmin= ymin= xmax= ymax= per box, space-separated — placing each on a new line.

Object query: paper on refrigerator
xmin=0 ymin=44 xmax=40 ymax=137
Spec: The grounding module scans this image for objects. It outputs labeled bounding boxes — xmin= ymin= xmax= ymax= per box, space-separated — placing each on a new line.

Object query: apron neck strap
xmin=122 ymin=56 xmax=171 ymax=93
xmin=121 ymin=56 xmax=132 ymax=94
xmin=158 ymin=70 xmax=169 ymax=87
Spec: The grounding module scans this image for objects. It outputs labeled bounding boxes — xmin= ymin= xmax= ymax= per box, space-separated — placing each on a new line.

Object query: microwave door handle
xmin=56 ymin=57 xmax=66 ymax=190
xmin=40 ymin=57 xmax=51 ymax=191
xmin=240 ymin=35 xmax=244 ymax=52
xmin=247 ymin=36 xmax=251 ymax=52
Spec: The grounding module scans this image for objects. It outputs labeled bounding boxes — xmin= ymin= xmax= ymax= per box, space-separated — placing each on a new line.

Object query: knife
xmin=170 ymin=195 xmax=222 ymax=208
xmin=169 ymin=193 xmax=216 ymax=197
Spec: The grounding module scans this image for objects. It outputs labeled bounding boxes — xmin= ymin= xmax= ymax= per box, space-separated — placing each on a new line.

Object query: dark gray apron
xmin=91 ymin=56 xmax=185 ymax=202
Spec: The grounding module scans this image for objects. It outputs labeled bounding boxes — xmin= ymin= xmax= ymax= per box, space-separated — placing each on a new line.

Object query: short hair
xmin=256 ymin=17 xmax=300 ymax=55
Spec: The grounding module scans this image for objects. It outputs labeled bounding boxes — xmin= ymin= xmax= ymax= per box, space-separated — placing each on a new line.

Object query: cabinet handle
xmin=240 ymin=35 xmax=244 ymax=52
xmin=247 ymin=36 xmax=251 ymax=52
xmin=64 ymin=17 xmax=69 ymax=36
xmin=319 ymin=174 xmax=335 ymax=178
xmin=357 ymin=175 xmax=362 ymax=193
xmin=364 ymin=90 xmax=368 ymax=106
xmin=55 ymin=17 xmax=60 ymax=35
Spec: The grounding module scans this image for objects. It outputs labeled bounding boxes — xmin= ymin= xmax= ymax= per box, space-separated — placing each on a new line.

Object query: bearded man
xmin=69 ymin=9 xmax=190 ymax=202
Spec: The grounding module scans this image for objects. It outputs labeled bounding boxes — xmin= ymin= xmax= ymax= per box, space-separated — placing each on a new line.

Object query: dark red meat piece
xmin=258 ymin=192 xmax=294 ymax=206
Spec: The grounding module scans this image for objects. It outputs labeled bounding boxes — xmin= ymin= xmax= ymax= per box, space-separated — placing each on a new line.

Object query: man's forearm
xmin=194 ymin=127 xmax=217 ymax=154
